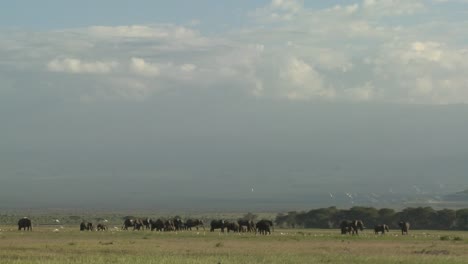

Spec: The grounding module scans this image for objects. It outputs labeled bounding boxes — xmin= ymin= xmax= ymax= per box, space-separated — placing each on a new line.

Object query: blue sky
xmin=0 ymin=0 xmax=265 ymax=30
xmin=2 ymin=0 xmax=438 ymax=30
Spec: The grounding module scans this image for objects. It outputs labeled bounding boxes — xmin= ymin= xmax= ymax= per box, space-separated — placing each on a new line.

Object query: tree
xmin=455 ymin=209 xmax=468 ymax=230
xmin=433 ymin=209 xmax=456 ymax=230
xmin=377 ymin=208 xmax=396 ymax=225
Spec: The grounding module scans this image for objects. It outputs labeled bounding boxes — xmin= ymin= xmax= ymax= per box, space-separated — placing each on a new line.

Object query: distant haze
xmin=2 ymin=98 xmax=468 ymax=210
xmin=1 ymin=0 xmax=468 ymax=210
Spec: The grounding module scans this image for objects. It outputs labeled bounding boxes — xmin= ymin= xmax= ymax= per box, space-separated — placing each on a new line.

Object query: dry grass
xmin=0 ymin=226 xmax=467 ymax=263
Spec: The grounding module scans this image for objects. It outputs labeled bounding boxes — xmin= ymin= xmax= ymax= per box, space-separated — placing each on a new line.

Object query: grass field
xmin=1 ymin=226 xmax=467 ymax=264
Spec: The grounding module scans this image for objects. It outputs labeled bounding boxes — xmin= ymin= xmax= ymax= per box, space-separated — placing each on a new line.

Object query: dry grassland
xmin=1 ymin=226 xmax=467 ymax=263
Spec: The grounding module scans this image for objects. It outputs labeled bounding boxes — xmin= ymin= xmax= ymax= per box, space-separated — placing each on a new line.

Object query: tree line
xmin=275 ymin=206 xmax=468 ymax=230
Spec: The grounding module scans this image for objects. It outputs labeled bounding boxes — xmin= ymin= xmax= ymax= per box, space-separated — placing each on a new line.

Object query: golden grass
xmin=1 ymin=226 xmax=467 ymax=263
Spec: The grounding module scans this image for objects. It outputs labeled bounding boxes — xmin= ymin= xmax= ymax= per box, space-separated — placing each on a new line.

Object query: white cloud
xmin=3 ymin=1 xmax=468 ymax=105
xmin=130 ymin=57 xmax=160 ymax=77
xmin=327 ymin=4 xmax=360 ymax=15
xmin=362 ymin=0 xmax=425 ymax=16
xmin=279 ymin=57 xmax=335 ymax=100
xmin=403 ymin=42 xmax=443 ymax=62
xmin=253 ymin=0 xmax=303 ymax=21
xmin=47 ymin=58 xmax=118 ymax=74
xmin=88 ymin=25 xmax=197 ymax=40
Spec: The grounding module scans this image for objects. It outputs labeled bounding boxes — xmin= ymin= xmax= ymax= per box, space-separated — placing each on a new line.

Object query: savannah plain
xmin=1 ymin=225 xmax=468 ymax=264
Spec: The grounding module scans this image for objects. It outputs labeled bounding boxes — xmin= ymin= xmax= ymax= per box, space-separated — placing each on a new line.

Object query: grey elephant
xmin=398 ymin=221 xmax=410 ymax=235
xmin=374 ymin=224 xmax=389 ymax=234
xmin=142 ymin=218 xmax=151 ymax=230
xmin=340 ymin=220 xmax=364 ymax=235
xmin=238 ymin=219 xmax=255 ymax=232
xmin=97 ymin=223 xmax=107 ymax=231
xmin=226 ymin=221 xmax=240 ymax=233
xmin=173 ymin=218 xmax=185 ymax=231
xmin=164 ymin=219 xmax=176 ymax=231
xmin=80 ymin=221 xmax=93 ymax=231
xmin=256 ymin=220 xmax=274 ymax=235
xmin=122 ymin=218 xmax=135 ymax=230
xmin=18 ymin=217 xmax=32 ymax=231
xmin=133 ymin=219 xmax=144 ymax=231
xmin=210 ymin=219 xmax=226 ymax=232
xmin=186 ymin=219 xmax=205 ymax=230
xmin=150 ymin=218 xmax=165 ymax=231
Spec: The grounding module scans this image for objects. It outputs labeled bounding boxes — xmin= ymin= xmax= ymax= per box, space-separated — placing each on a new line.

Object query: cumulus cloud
xmin=2 ymin=1 xmax=468 ymax=104
xmin=279 ymin=57 xmax=335 ymax=100
xmin=47 ymin=58 xmax=118 ymax=74
xmin=130 ymin=57 xmax=160 ymax=77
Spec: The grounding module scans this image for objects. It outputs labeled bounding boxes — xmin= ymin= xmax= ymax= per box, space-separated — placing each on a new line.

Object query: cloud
xmin=130 ymin=57 xmax=160 ymax=77
xmin=279 ymin=57 xmax=335 ymax=100
xmin=47 ymin=58 xmax=118 ymax=74
xmin=362 ymin=0 xmax=425 ymax=16
xmin=252 ymin=0 xmax=303 ymax=22
xmin=2 ymin=1 xmax=468 ymax=104
xmin=88 ymin=25 xmax=198 ymax=40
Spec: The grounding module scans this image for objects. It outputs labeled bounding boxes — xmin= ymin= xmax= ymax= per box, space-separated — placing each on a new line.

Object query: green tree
xmin=433 ymin=209 xmax=456 ymax=230
xmin=455 ymin=209 xmax=468 ymax=230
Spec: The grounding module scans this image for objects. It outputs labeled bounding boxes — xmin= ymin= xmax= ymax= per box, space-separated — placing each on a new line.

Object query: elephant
xmin=185 ymin=219 xmax=205 ymax=230
xmin=80 ymin=221 xmax=93 ymax=231
xmin=18 ymin=217 xmax=32 ymax=231
xmin=133 ymin=219 xmax=144 ymax=231
xmin=340 ymin=220 xmax=364 ymax=235
xmin=97 ymin=223 xmax=107 ymax=231
xmin=173 ymin=218 xmax=185 ymax=231
xmin=256 ymin=220 xmax=274 ymax=235
xmin=237 ymin=220 xmax=255 ymax=233
xmin=398 ymin=221 xmax=410 ymax=235
xmin=142 ymin=218 xmax=151 ymax=230
xmin=374 ymin=224 xmax=390 ymax=234
xmin=164 ymin=219 xmax=176 ymax=231
xmin=210 ymin=219 xmax=226 ymax=232
xmin=122 ymin=218 xmax=135 ymax=230
xmin=340 ymin=221 xmax=352 ymax=234
xmin=150 ymin=219 xmax=165 ymax=231
xmin=226 ymin=221 xmax=240 ymax=233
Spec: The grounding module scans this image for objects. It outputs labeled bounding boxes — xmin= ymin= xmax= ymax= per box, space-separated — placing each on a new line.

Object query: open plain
xmin=1 ymin=226 xmax=467 ymax=264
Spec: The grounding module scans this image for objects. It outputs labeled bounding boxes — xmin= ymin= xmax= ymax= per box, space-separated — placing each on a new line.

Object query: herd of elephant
xmin=17 ymin=216 xmax=409 ymax=236
xmin=340 ymin=220 xmax=410 ymax=235
xmin=76 ymin=218 xmax=274 ymax=234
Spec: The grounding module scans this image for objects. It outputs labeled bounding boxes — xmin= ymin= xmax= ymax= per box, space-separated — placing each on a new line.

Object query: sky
xmin=1 ymin=0 xmax=468 ymax=210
